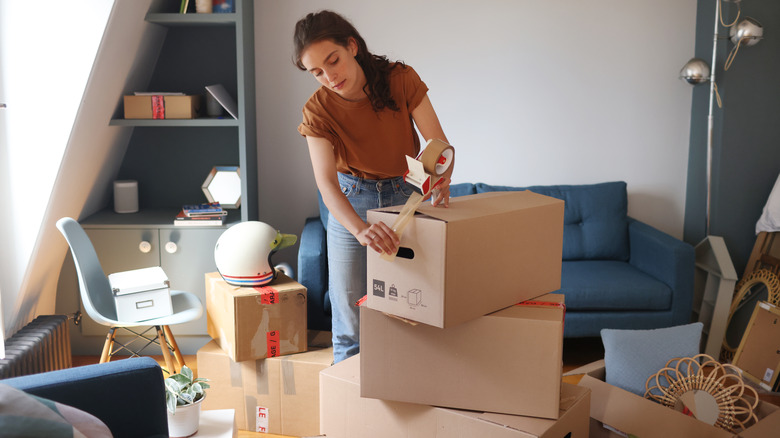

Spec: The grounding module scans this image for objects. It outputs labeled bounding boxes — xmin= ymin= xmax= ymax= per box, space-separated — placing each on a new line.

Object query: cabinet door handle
xmin=165 ymin=241 xmax=178 ymax=254
xmin=139 ymin=241 xmax=152 ymax=253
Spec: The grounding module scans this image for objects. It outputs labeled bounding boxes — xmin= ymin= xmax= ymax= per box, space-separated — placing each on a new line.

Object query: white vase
xmin=167 ymin=395 xmax=205 ymax=438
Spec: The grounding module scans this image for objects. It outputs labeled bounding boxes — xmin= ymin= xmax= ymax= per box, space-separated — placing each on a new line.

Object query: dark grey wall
xmin=684 ymin=0 xmax=780 ymax=276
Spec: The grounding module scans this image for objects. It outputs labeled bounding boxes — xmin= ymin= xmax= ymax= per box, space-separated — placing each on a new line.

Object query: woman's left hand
xmin=426 ymin=176 xmax=451 ymax=207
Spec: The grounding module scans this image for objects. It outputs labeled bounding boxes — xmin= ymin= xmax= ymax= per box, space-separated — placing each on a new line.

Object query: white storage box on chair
xmin=108 ymin=266 xmax=173 ymax=322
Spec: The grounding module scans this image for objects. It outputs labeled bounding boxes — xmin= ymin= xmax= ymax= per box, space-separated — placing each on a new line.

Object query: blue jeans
xmin=328 ymin=172 xmax=414 ymax=363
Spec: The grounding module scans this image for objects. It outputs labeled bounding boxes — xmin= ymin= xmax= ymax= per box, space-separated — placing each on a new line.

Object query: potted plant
xmin=164 ymin=365 xmax=210 ymax=438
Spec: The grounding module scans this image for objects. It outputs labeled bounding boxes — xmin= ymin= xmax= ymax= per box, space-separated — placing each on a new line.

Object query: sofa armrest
xmin=628 ymin=217 xmax=695 ymax=325
xmin=3 ymin=356 xmax=167 ymax=438
xmin=298 ymin=216 xmax=331 ymax=331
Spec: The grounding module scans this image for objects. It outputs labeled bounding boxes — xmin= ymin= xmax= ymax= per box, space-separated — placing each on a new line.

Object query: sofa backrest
xmin=475 ymin=181 xmax=629 ymax=261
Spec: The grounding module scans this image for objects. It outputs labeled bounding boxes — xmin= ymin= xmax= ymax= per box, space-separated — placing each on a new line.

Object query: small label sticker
xmin=763 ymin=368 xmax=774 ymax=383
xmin=255 ymin=286 xmax=278 ymax=305
xmin=267 ymin=330 xmax=280 ymax=357
xmin=255 ymin=406 xmax=269 ymax=433
xmin=373 ymin=279 xmax=385 ymax=298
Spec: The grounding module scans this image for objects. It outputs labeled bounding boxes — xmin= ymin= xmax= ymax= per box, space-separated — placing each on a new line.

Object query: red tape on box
xmin=254 ymin=286 xmax=279 ymax=304
xmin=151 ymin=95 xmax=165 ymax=119
xmin=266 ymin=330 xmax=280 ymax=357
xmin=516 ymin=299 xmax=567 ymax=325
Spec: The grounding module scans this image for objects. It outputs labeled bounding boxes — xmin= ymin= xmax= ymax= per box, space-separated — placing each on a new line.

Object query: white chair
xmin=56 ymin=217 xmax=203 ymax=373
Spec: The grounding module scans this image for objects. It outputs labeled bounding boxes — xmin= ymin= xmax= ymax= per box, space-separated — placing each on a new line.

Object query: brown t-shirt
xmin=298 ymin=64 xmax=429 ymax=180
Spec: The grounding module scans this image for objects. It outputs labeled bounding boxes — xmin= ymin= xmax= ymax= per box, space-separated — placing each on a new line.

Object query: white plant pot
xmin=167 ymin=395 xmax=205 ymax=438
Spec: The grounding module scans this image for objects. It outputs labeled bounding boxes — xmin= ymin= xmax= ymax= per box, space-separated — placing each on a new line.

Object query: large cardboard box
xmin=205 ymin=272 xmax=307 ymax=362
xmin=321 ymin=354 xmax=590 ymax=438
xmin=578 ymin=361 xmax=780 ymax=437
xmin=123 ymin=94 xmax=201 ymax=119
xmin=196 ymin=340 xmax=332 ymax=435
xmin=366 ymin=191 xmax=564 ymax=328
xmin=360 ymin=293 xmax=565 ymax=419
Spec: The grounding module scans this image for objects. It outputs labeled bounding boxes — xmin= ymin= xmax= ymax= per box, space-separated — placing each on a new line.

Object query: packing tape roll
xmin=418 ymin=139 xmax=455 ymax=179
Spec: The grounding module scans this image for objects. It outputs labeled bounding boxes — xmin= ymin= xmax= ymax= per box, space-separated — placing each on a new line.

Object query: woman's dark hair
xmin=294 ymin=10 xmax=403 ymax=112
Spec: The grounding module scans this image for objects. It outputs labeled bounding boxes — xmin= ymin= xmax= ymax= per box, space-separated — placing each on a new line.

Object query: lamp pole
xmin=705 ymin=0 xmax=720 ymax=236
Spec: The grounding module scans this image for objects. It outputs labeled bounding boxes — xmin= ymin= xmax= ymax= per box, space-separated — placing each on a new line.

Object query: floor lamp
xmin=679 ymin=0 xmax=764 ymax=358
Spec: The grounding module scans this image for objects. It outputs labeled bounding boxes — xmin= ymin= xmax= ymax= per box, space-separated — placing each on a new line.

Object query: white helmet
xmin=214 ymin=221 xmax=297 ymax=286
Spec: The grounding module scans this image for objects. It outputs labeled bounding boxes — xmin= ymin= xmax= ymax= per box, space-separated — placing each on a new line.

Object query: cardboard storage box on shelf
xmin=321 ymin=354 xmax=590 ymax=438
xmin=360 ymin=293 xmax=565 ymax=419
xmin=366 ymin=190 xmax=564 ymax=328
xmin=123 ymin=94 xmax=201 ymax=119
xmin=196 ymin=340 xmax=332 ymax=435
xmin=578 ymin=361 xmax=780 ymax=438
xmin=107 ymin=266 xmax=173 ymax=322
xmin=205 ymin=271 xmax=307 ymax=362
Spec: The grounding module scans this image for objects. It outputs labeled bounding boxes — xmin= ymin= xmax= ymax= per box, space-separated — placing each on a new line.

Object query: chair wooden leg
xmin=156 ymin=325 xmax=175 ymax=375
xmin=100 ymin=328 xmax=116 ymax=363
xmin=163 ymin=325 xmax=186 ymax=372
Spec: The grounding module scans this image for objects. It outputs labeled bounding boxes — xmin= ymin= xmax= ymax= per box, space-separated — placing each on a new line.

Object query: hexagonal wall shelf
xmin=202 ymin=166 xmax=241 ymax=209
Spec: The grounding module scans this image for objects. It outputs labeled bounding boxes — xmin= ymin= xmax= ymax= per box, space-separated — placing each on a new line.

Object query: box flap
xmin=371 ymin=191 xmax=563 ymax=223
xmin=579 ymin=366 xmax=735 ymax=438
xmin=109 ymin=266 xmax=169 ymax=295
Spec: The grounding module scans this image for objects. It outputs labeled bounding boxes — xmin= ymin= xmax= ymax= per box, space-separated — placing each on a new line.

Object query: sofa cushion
xmin=449 ymin=182 xmax=477 ymax=198
xmin=601 ymin=322 xmax=703 ymax=396
xmin=475 ymin=181 xmax=629 ymax=261
xmin=557 ymin=260 xmax=672 ymax=311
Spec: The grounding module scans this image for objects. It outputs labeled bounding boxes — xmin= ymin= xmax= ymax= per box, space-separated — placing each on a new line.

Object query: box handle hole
xmin=396 ymin=247 xmax=414 ymax=259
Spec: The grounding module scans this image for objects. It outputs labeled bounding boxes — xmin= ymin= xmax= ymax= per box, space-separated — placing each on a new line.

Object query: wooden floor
xmin=73 ymin=337 xmax=605 ymax=438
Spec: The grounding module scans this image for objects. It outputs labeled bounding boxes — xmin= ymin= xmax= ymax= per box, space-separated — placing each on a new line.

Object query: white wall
xmin=255 ymin=0 xmax=698 ymax=253
xmin=0 ymin=0 xmax=114 ymax=335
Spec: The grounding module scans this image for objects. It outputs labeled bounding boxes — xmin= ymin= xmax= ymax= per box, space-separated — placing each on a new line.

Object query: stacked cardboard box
xmin=201 ymin=272 xmax=331 ymax=436
xmin=321 ymin=191 xmax=591 ymax=435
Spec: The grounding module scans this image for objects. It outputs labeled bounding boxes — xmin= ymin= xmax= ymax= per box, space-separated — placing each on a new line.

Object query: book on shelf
xmin=182 ymin=202 xmax=224 ymax=217
xmin=174 ymin=210 xmax=223 ymax=226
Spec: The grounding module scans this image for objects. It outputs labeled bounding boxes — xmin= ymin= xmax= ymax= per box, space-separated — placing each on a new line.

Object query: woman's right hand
xmin=358 ymin=221 xmax=400 ymax=255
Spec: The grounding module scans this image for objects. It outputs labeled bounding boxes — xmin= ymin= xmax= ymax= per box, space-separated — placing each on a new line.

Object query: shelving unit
xmin=76 ymin=0 xmax=256 ymax=341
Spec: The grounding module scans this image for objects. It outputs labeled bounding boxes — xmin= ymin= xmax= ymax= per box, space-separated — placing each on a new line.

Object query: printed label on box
xmin=255 ymin=286 xmax=279 ymax=305
xmin=267 ymin=330 xmax=280 ymax=357
xmin=764 ymin=368 xmax=774 ymax=383
xmin=255 ymin=406 xmax=269 ymax=433
xmin=373 ymin=279 xmax=385 ymax=297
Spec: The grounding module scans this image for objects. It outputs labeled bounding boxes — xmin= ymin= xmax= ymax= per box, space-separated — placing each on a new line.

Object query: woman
xmin=294 ymin=10 xmax=452 ymax=363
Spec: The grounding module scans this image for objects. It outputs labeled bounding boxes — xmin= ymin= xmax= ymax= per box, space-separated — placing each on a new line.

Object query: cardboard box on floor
xmin=321 ymin=354 xmax=589 ymax=438
xmin=733 ymin=301 xmax=780 ymax=392
xmin=360 ymin=293 xmax=565 ymax=419
xmin=196 ymin=340 xmax=332 ymax=436
xmin=577 ymin=361 xmax=780 ymax=438
xmin=205 ymin=272 xmax=307 ymax=362
xmin=366 ymin=191 xmax=564 ymax=328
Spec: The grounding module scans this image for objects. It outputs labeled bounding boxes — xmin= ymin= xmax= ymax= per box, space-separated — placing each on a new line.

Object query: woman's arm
xmin=306 ymin=136 xmax=399 ymax=254
xmin=411 ymin=95 xmax=451 ymax=206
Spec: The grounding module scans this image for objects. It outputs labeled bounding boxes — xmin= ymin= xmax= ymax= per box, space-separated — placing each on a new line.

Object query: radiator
xmin=0 ymin=315 xmax=72 ymax=379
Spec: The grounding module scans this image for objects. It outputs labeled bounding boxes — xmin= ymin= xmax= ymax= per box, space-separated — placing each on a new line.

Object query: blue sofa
xmin=298 ymin=181 xmax=695 ymax=337
xmin=3 ymin=357 xmax=168 ymax=438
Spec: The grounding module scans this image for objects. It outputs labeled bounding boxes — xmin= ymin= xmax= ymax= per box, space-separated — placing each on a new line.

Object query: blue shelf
xmin=145 ymin=13 xmax=237 ymax=26
xmin=110 ymin=118 xmax=239 ymax=127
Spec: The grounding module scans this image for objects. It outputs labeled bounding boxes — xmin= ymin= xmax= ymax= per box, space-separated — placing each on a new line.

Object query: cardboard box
xmin=578 ymin=361 xmax=780 ymax=437
xmin=196 ymin=340 xmax=332 ymax=435
xmin=734 ymin=301 xmax=780 ymax=392
xmin=366 ymin=191 xmax=564 ymax=328
xmin=205 ymin=272 xmax=307 ymax=362
xmin=360 ymin=293 xmax=565 ymax=418
xmin=108 ymin=266 xmax=172 ymax=322
xmin=123 ymin=94 xmax=201 ymax=119
xmin=321 ymin=354 xmax=590 ymax=438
